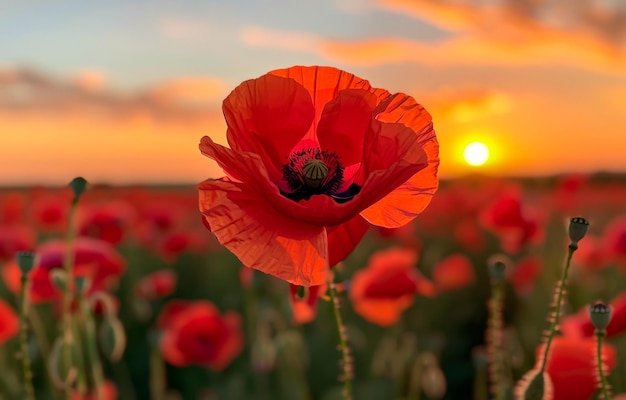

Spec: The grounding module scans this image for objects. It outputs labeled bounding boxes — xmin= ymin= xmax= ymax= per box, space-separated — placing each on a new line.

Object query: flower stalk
xmin=590 ymin=302 xmax=612 ymax=399
xmin=487 ymin=257 xmax=507 ymax=400
xmin=59 ymin=177 xmax=87 ymax=394
xmin=16 ymin=252 xmax=36 ymax=400
xmin=537 ymin=218 xmax=587 ymax=374
xmin=327 ymin=275 xmax=353 ymax=400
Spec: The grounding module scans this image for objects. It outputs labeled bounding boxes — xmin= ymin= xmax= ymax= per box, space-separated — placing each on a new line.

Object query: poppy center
xmin=280 ymin=147 xmax=362 ymax=203
xmin=302 ymin=159 xmax=328 ymax=189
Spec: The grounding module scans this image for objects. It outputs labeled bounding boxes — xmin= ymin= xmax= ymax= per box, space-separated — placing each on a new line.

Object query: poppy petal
xmin=223 ymin=73 xmax=315 ymax=181
xmin=268 ymin=66 xmax=382 ymax=131
xmin=198 ymin=178 xmax=328 ymax=286
xmin=317 ymin=89 xmax=378 ymax=167
xmin=360 ymin=94 xmax=439 ymax=228
xmin=327 ymin=214 xmax=370 ymax=267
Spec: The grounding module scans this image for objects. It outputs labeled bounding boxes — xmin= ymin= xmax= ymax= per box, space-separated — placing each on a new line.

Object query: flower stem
xmin=149 ymin=345 xmax=166 ymax=400
xmin=60 ymin=196 xmax=79 ymax=393
xmin=595 ymin=330 xmax=612 ymax=399
xmin=327 ymin=277 xmax=353 ymax=400
xmin=538 ymin=244 xmax=576 ymax=373
xmin=78 ymin=295 xmax=105 ymax=400
xmin=487 ymin=280 xmax=506 ymax=400
xmin=19 ymin=274 xmax=35 ymax=400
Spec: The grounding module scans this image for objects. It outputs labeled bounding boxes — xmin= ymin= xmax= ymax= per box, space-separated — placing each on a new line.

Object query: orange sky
xmin=1 ymin=0 xmax=626 ymax=184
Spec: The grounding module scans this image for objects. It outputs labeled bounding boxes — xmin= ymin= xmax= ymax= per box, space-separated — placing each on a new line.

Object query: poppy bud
xmin=515 ymin=369 xmax=553 ymax=400
xmin=568 ymin=217 xmax=589 ymax=246
xmin=16 ymin=251 xmax=36 ymax=276
xmin=487 ymin=255 xmax=508 ymax=284
xmin=589 ymin=301 xmax=611 ymax=331
xmin=69 ymin=177 xmax=88 ymax=202
xmin=49 ymin=337 xmax=79 ymax=389
xmin=50 ymin=269 xmax=69 ymax=293
xmin=419 ymin=352 xmax=446 ymax=399
xmin=74 ymin=277 xmax=91 ymax=295
xmin=99 ymin=315 xmax=126 ymax=362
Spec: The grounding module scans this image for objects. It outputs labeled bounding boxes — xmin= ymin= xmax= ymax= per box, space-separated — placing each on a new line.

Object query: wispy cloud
xmin=373 ymin=0 xmax=626 ymax=69
xmin=424 ymin=87 xmax=512 ymax=123
xmin=240 ymin=2 xmax=626 ymax=72
xmin=0 ymin=67 xmax=226 ymax=184
xmin=0 ymin=67 xmax=225 ymax=124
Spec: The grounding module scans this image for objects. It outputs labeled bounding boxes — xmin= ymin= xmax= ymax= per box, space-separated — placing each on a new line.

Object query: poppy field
xmin=1 ymin=171 xmax=626 ymax=400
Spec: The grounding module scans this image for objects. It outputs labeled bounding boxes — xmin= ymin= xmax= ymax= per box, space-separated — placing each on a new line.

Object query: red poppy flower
xmin=158 ymin=300 xmax=243 ymax=370
xmin=70 ymin=380 xmax=117 ymax=400
xmin=509 ymin=256 xmax=543 ymax=296
xmin=349 ymin=247 xmax=435 ymax=326
xmin=2 ymin=237 xmax=126 ymax=303
xmin=602 ymin=215 xmax=626 ymax=268
xmin=198 ymin=66 xmax=439 ymax=286
xmin=572 ymin=234 xmax=610 ymax=271
xmin=479 ymin=191 xmax=541 ymax=253
xmin=432 ymin=254 xmax=476 ymax=292
xmin=135 ymin=270 xmax=177 ymax=300
xmin=289 ymin=283 xmax=326 ymax=324
xmin=562 ymin=292 xmax=626 ymax=339
xmin=29 ymin=191 xmax=71 ymax=233
xmin=0 ymin=224 xmax=35 ymax=262
xmin=78 ymin=200 xmax=135 ymax=245
xmin=0 ymin=299 xmax=19 ymax=344
xmin=0 ymin=191 xmax=26 ymax=225
xmin=534 ymin=337 xmax=616 ymax=400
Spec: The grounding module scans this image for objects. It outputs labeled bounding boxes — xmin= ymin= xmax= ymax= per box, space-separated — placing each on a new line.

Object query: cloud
xmin=321 ymin=33 xmax=626 ymax=71
xmin=0 ymin=67 xmax=228 ymax=184
xmin=372 ymin=0 xmax=626 ymax=69
xmin=238 ymin=22 xmax=626 ymax=72
xmin=0 ymin=67 xmax=225 ymax=125
xmin=424 ymin=87 xmax=512 ymax=123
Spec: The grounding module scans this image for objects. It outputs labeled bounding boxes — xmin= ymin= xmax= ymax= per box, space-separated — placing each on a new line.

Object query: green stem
xmin=539 ymin=245 xmax=576 ymax=373
xmin=29 ymin=306 xmax=62 ymax=400
xmin=595 ymin=330 xmax=612 ymax=399
xmin=327 ymin=278 xmax=353 ymax=400
xmin=79 ymin=296 xmax=105 ymax=400
xmin=488 ymin=281 xmax=506 ymax=400
xmin=149 ymin=345 xmax=166 ymax=400
xmin=19 ymin=275 xmax=35 ymax=400
xmin=61 ymin=198 xmax=79 ymax=396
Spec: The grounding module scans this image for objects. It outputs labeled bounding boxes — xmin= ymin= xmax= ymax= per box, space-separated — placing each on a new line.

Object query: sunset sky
xmin=2 ymin=0 xmax=626 ymax=185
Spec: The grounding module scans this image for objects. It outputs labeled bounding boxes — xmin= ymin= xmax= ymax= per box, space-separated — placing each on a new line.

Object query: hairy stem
xmin=327 ymin=277 xmax=353 ymax=400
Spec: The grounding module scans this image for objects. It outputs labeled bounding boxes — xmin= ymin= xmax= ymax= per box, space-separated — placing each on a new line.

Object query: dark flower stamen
xmin=281 ymin=148 xmax=344 ymax=201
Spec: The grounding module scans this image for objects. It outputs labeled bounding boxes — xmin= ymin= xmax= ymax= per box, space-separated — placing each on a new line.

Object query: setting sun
xmin=463 ymin=142 xmax=490 ymax=166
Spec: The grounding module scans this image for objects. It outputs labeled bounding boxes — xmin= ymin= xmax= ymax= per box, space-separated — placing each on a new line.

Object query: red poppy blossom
xmin=479 ymin=191 xmax=541 ymax=253
xmin=158 ymin=300 xmax=243 ymax=370
xmin=135 ymin=270 xmax=177 ymax=300
xmin=534 ymin=337 xmax=616 ymax=400
xmin=198 ymin=66 xmax=439 ymax=286
xmin=70 ymin=380 xmax=118 ymax=400
xmin=78 ymin=200 xmax=135 ymax=245
xmin=509 ymin=256 xmax=543 ymax=296
xmin=349 ymin=247 xmax=435 ymax=326
xmin=289 ymin=283 xmax=326 ymax=324
xmin=602 ymin=215 xmax=626 ymax=269
xmin=0 ymin=299 xmax=19 ymax=344
xmin=0 ymin=224 xmax=35 ymax=262
xmin=572 ymin=234 xmax=610 ymax=271
xmin=2 ymin=237 xmax=126 ymax=303
xmin=432 ymin=254 xmax=476 ymax=292
xmin=29 ymin=191 xmax=71 ymax=233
